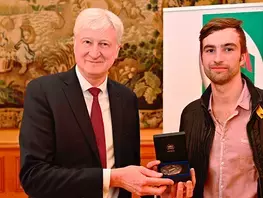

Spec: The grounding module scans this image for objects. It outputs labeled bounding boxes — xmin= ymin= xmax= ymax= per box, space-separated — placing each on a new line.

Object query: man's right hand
xmin=110 ymin=165 xmax=174 ymax=196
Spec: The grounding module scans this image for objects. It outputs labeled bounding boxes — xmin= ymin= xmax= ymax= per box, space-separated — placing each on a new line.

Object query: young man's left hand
xmin=146 ymin=160 xmax=196 ymax=198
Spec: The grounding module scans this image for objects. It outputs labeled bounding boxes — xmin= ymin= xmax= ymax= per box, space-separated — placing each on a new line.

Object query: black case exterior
xmin=153 ymin=131 xmax=191 ymax=182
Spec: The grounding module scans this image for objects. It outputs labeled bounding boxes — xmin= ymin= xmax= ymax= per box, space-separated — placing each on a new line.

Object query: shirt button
xmin=221 ymin=185 xmax=224 ymax=189
xmin=221 ymin=162 xmax=224 ymax=165
xmin=222 ymin=138 xmax=225 ymax=141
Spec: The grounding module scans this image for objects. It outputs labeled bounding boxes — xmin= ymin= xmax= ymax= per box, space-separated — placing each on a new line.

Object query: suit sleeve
xmin=133 ymin=92 xmax=141 ymax=166
xmin=19 ymin=79 xmax=103 ymax=198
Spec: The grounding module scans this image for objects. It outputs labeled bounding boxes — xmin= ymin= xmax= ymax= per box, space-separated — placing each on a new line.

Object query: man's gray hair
xmin=73 ymin=8 xmax=124 ymax=44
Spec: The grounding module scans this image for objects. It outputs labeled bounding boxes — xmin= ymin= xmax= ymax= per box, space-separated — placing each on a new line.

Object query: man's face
xmin=201 ymin=28 xmax=245 ymax=85
xmin=74 ymin=26 xmax=120 ymax=80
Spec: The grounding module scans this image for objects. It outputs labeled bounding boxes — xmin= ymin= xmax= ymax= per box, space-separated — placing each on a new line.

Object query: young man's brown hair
xmin=199 ymin=17 xmax=247 ymax=54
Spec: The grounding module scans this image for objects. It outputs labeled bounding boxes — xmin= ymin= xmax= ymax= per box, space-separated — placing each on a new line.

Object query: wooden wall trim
xmin=0 ymin=128 xmax=162 ymax=146
xmin=0 ymin=157 xmax=5 ymax=193
xmin=0 ymin=129 xmax=19 ymax=148
xmin=140 ymin=128 xmax=162 ymax=144
xmin=15 ymin=157 xmax=23 ymax=193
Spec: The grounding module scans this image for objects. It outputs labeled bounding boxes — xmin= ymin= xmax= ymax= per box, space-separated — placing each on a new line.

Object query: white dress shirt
xmin=75 ymin=66 xmax=119 ymax=198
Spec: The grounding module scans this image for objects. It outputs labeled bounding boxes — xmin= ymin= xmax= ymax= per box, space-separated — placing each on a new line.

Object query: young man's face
xmin=201 ymin=28 xmax=245 ymax=85
xmin=73 ymin=26 xmax=120 ymax=80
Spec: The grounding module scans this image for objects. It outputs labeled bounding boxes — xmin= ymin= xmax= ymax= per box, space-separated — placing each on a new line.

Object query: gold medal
xmin=160 ymin=164 xmax=183 ymax=175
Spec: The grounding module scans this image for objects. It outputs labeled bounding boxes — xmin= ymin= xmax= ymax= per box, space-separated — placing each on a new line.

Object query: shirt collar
xmin=75 ymin=65 xmax=108 ymax=94
xmin=208 ymin=79 xmax=251 ymax=112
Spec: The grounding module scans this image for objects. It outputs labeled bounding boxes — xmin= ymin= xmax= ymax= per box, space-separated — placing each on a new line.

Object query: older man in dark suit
xmin=19 ymin=8 xmax=173 ymax=198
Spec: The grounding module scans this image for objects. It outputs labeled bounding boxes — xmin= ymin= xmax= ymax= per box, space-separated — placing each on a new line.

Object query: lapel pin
xmin=256 ymin=105 xmax=263 ymax=119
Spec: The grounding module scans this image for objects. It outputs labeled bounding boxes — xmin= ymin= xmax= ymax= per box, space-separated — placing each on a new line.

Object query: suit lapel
xmin=59 ymin=67 xmax=101 ymax=165
xmin=108 ymin=80 xmax=123 ymax=168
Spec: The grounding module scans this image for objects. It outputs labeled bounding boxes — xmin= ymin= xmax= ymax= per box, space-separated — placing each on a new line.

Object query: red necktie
xmin=88 ymin=87 xmax=107 ymax=168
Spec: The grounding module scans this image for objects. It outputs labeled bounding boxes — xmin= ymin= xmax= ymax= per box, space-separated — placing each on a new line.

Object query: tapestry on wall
xmin=0 ymin=0 xmax=238 ymax=129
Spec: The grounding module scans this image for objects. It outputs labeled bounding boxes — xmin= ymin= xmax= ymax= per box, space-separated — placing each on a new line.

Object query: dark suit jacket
xmin=19 ymin=66 xmax=141 ymax=198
